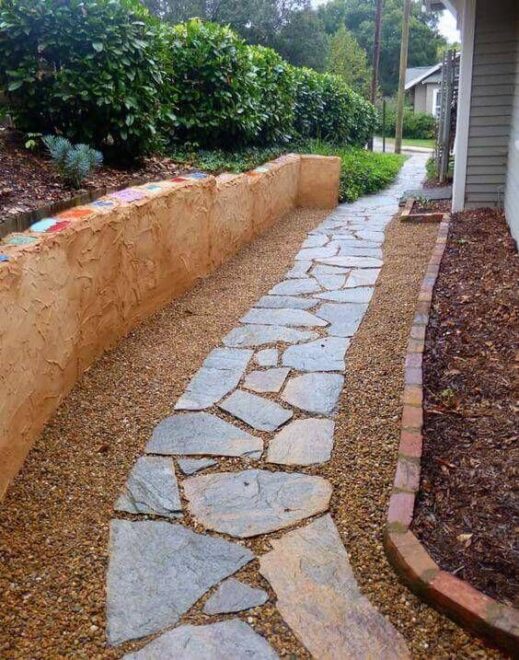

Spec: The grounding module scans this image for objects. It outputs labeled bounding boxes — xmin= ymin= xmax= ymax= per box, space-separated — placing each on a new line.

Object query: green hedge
xmin=0 ymin=0 xmax=167 ymax=158
xmin=0 ymin=2 xmax=377 ymax=158
xmin=377 ymin=106 xmax=436 ymax=140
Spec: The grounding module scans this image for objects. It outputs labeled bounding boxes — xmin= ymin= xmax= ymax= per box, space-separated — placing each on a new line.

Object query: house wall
xmin=414 ymin=85 xmax=428 ymax=113
xmin=465 ymin=0 xmax=518 ymax=209
xmin=504 ymin=15 xmax=519 ymax=242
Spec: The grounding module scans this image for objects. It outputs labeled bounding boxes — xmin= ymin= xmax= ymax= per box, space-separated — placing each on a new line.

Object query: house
xmin=426 ymin=0 xmax=519 ymax=242
xmin=405 ymin=63 xmax=443 ymax=116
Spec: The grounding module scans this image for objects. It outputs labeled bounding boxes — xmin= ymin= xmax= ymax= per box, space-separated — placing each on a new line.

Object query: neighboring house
xmin=405 ymin=64 xmax=443 ymax=116
xmin=426 ymin=0 xmax=519 ymax=243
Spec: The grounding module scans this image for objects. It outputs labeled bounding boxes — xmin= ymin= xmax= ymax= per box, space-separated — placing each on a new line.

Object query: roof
xmin=405 ymin=63 xmax=442 ymax=90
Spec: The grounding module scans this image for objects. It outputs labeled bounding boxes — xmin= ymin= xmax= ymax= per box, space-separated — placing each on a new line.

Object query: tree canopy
xmin=327 ymin=25 xmax=370 ymax=96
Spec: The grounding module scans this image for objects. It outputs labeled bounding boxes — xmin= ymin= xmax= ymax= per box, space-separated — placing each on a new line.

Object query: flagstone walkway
xmin=107 ymin=154 xmax=428 ymax=658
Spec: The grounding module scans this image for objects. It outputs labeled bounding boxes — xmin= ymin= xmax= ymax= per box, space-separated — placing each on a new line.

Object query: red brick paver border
xmin=384 ymin=213 xmax=519 ymax=655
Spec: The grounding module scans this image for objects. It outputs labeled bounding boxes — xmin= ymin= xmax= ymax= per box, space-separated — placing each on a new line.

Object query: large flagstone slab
xmin=345 ymin=269 xmax=380 ymax=288
xmin=281 ymin=372 xmax=344 ymax=415
xmin=115 ymin=456 xmax=182 ymax=519
xmin=223 ymin=325 xmax=319 ymax=348
xmin=241 ymin=308 xmax=327 ymax=328
xmin=338 ymin=245 xmax=382 ymax=258
xmin=259 ymin=515 xmax=410 ymax=660
xmin=124 ymin=620 xmax=278 ymax=659
xmin=146 ymin=413 xmax=262 ymax=458
xmin=282 ymin=337 xmax=349 ymax=372
xmin=184 ymin=469 xmax=332 ymax=537
xmin=312 ymin=269 xmax=347 ymax=291
xmin=255 ymin=348 xmax=278 ymax=367
xmin=285 ymin=261 xmax=312 ymax=278
xmin=219 ymin=390 xmax=292 ymax=431
xmin=244 ymin=368 xmax=290 ymax=393
xmin=269 ymin=279 xmax=321 ymax=296
xmin=177 ymin=458 xmax=218 ymax=476
xmin=175 ymin=348 xmax=252 ymax=410
xmin=295 ymin=245 xmax=338 ymax=261
xmin=106 ymin=520 xmax=254 ymax=645
xmin=301 ymin=234 xmax=329 ymax=248
xmin=315 ymin=287 xmax=374 ymax=304
xmin=316 ymin=256 xmax=383 ymax=269
xmin=254 ymin=295 xmax=317 ymax=310
xmin=316 ymin=303 xmax=369 ymax=337
xmin=267 ymin=419 xmax=335 ymax=466
xmin=203 ymin=578 xmax=268 ymax=615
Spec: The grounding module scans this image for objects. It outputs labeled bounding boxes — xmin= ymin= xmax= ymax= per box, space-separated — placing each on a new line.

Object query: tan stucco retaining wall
xmin=0 ymin=154 xmax=339 ymax=498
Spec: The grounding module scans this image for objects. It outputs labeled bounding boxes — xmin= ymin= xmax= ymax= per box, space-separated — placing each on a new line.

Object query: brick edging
xmin=384 ymin=213 xmax=519 ymax=655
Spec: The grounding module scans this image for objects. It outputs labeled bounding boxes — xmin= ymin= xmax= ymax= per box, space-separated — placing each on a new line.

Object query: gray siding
xmin=504 ymin=17 xmax=519 ymax=243
xmin=465 ymin=0 xmax=518 ymax=209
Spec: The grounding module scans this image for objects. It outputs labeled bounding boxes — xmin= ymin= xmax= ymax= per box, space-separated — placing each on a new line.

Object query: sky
xmin=309 ymin=1 xmax=461 ymax=44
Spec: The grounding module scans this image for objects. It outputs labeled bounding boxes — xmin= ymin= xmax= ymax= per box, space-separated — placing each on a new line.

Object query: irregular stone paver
xmin=282 ymin=337 xmax=349 ymax=372
xmin=107 ymin=520 xmax=254 ymax=645
xmin=184 ymin=469 xmax=332 ymax=538
xmin=316 ymin=303 xmax=369 ymax=337
xmin=269 ymin=279 xmax=321 ymax=296
xmin=301 ymin=234 xmax=329 ymax=248
xmin=124 ymin=620 xmax=278 ymax=660
xmin=338 ymin=245 xmax=382 ymax=258
xmin=244 ymin=368 xmax=290 ymax=393
xmin=311 ymin=263 xmax=349 ymax=275
xmin=285 ymin=261 xmax=312 ymax=278
xmin=332 ymin=239 xmax=378 ymax=249
xmin=146 ymin=412 xmax=262 ymax=458
xmin=255 ymin=348 xmax=278 ymax=367
xmin=223 ymin=325 xmax=319 ymax=348
xmin=312 ymin=270 xmax=347 ymax=291
xmin=115 ymin=456 xmax=182 ymax=519
xmin=358 ymin=230 xmax=385 ymax=242
xmin=175 ymin=347 xmax=252 ymax=410
xmin=316 ymin=256 xmax=382 ymax=269
xmin=259 ymin=515 xmax=410 ymax=659
xmin=315 ymin=287 xmax=375 ymax=304
xmin=255 ymin=295 xmax=317 ymax=310
xmin=203 ymin=578 xmax=268 ymax=615
xmin=219 ymin=390 xmax=292 ymax=431
xmin=177 ymin=458 xmax=218 ymax=476
xmin=345 ymin=269 xmax=380 ymax=288
xmin=267 ymin=419 xmax=335 ymax=466
xmin=295 ymin=245 xmax=338 ymax=261
xmin=281 ymin=372 xmax=344 ymax=415
xmin=241 ymin=308 xmax=327 ymax=328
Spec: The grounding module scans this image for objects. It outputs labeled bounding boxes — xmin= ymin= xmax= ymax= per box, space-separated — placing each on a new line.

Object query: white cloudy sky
xmin=309 ymin=0 xmax=460 ymax=44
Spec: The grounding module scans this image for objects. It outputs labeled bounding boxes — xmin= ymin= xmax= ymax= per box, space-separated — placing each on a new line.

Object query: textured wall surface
xmin=0 ymin=154 xmax=340 ymax=497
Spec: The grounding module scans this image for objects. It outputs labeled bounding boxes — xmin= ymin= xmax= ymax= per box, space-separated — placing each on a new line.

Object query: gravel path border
xmin=384 ymin=213 xmax=519 ymax=656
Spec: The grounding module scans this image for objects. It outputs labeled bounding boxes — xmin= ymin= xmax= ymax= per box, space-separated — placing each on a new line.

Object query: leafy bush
xmin=292 ymin=68 xmax=375 ymax=146
xmin=377 ymin=106 xmax=436 ymax=139
xmin=0 ymin=0 xmax=166 ymax=159
xmin=165 ymin=19 xmax=261 ymax=147
xmin=43 ymin=135 xmax=103 ymax=187
xmin=249 ymin=45 xmax=295 ymax=144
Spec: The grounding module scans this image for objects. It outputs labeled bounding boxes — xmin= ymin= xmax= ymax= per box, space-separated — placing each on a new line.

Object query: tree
xmin=318 ymin=0 xmax=447 ymax=95
xmin=275 ymin=9 xmax=329 ymax=71
xmin=327 ymin=26 xmax=370 ymax=96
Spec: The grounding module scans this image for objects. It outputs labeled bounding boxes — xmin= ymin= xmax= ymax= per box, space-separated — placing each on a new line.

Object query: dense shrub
xmin=249 ymin=46 xmax=295 ymax=144
xmin=292 ymin=68 xmax=375 ymax=146
xmin=377 ymin=106 xmax=436 ymax=139
xmin=166 ymin=19 xmax=261 ymax=147
xmin=0 ymin=0 xmax=166 ymax=159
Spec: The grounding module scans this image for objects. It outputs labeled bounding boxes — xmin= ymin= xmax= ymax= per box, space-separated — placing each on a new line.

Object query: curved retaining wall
xmin=0 ymin=154 xmax=341 ymax=499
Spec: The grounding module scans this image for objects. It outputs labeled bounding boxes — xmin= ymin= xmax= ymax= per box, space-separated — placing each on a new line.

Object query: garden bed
xmin=414 ymin=208 xmax=518 ymax=606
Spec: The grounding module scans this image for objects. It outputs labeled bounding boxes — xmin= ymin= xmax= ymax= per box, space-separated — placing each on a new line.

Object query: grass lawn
xmin=377 ymin=136 xmax=435 ymax=150
xmin=170 ymin=140 xmax=406 ymax=203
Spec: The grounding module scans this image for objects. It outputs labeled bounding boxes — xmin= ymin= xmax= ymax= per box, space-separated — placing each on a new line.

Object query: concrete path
xmin=106 ymin=154 xmax=428 ymax=658
xmin=373 ymin=136 xmax=434 ymax=154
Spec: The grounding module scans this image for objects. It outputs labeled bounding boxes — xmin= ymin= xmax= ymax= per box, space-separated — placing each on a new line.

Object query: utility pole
xmin=394 ymin=0 xmax=412 ymax=154
xmin=368 ymin=0 xmax=384 ymax=151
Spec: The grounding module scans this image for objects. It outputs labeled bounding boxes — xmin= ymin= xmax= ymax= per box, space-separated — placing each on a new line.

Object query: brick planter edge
xmin=383 ymin=213 xmax=519 ymax=655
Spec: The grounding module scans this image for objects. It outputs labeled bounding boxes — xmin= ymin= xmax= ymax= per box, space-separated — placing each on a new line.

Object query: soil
xmin=412 ymin=200 xmax=450 ymax=215
xmin=0 ymin=202 xmax=497 ymax=657
xmin=0 ymin=129 xmax=186 ymax=218
xmin=414 ymin=208 xmax=519 ymax=607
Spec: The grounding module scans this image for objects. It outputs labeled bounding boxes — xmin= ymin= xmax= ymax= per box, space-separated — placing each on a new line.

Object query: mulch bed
xmin=413 ymin=208 xmax=519 ymax=607
xmin=0 ymin=129 xmax=185 ymax=218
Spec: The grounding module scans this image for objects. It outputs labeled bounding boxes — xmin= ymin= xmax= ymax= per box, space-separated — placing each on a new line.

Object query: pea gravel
xmin=0 ymin=206 xmax=501 ymax=659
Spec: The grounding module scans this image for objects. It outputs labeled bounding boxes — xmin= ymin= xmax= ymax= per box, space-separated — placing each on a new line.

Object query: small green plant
xmin=24 ymin=132 xmax=43 ymax=151
xmin=43 ymin=135 xmax=103 ymax=188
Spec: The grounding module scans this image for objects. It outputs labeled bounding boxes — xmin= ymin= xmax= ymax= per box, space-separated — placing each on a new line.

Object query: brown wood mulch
xmin=0 ymin=129 xmax=184 ymax=218
xmin=413 ymin=208 xmax=519 ymax=607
